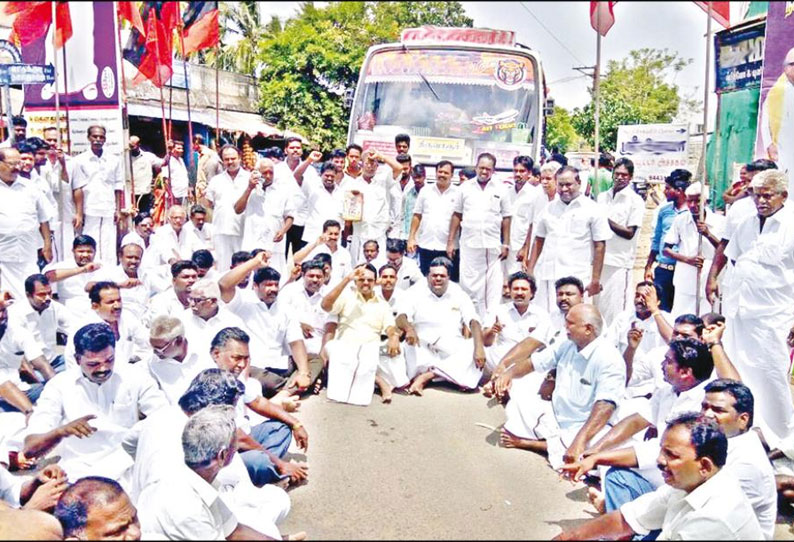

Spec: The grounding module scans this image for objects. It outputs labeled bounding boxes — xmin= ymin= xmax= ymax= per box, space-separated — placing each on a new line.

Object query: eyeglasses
xmin=152 ymin=336 xmax=179 ymax=355
xmin=189 ymin=296 xmax=217 ymax=305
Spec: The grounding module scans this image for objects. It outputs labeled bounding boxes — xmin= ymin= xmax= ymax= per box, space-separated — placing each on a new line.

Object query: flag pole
xmin=60 ymin=45 xmax=72 ymax=154
xmin=177 ymin=15 xmax=195 ymax=202
xmin=52 ymin=2 xmax=63 ymax=154
xmin=215 ymin=43 xmax=220 ymax=147
xmin=116 ymin=2 xmax=134 ymax=215
xmin=593 ymin=4 xmax=602 ymax=196
xmin=150 ymin=6 xmax=173 ymax=214
xmin=695 ymin=1 xmax=713 ymax=315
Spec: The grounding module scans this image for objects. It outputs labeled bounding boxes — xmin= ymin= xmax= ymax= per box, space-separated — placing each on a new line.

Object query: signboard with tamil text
xmin=714 ymin=22 xmax=765 ymax=93
xmin=616 ymin=123 xmax=689 ymax=183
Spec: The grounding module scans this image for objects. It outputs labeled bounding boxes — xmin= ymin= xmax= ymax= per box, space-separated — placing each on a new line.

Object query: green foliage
xmin=255 ymin=1 xmax=473 ymax=148
xmin=544 ymin=106 xmax=582 ymax=154
xmin=571 ymin=48 xmax=696 ymax=151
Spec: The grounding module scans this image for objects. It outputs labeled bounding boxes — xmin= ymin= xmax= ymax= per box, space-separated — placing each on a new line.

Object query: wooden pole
xmin=60 ymin=45 xmax=72 ymax=154
xmin=116 ymin=2 xmax=134 ymax=213
xmin=215 ymin=43 xmax=220 ymax=147
xmin=52 ymin=2 xmax=63 ymax=153
xmin=593 ymin=5 xmax=602 ymax=197
xmin=695 ymin=1 xmax=713 ymax=315
xmin=177 ymin=19 xmax=195 ymax=201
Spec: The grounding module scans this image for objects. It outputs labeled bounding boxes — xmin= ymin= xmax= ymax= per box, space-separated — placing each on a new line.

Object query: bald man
xmin=0 ymin=503 xmax=63 ymax=540
xmin=500 ymin=304 xmax=626 ymax=470
xmin=54 ymin=476 xmax=141 ymax=540
xmin=761 ymin=47 xmax=794 ymax=193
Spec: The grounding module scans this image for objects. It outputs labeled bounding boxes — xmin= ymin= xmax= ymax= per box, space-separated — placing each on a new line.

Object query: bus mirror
xmin=543 ymin=97 xmax=555 ymax=116
xmin=344 ymin=88 xmax=355 ymax=108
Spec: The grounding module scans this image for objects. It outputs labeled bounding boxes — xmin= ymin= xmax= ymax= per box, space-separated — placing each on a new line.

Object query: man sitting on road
xmin=146 ymin=260 xmax=199 ymax=326
xmin=396 ymin=257 xmax=487 ymax=396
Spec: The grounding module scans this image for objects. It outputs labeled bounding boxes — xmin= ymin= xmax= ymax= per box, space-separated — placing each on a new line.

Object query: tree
xmin=202 ymin=2 xmax=281 ymax=74
xmin=571 ymin=48 xmax=697 ymax=151
xmin=544 ymin=106 xmax=582 ymax=154
xmin=255 ymin=1 xmax=473 ymax=148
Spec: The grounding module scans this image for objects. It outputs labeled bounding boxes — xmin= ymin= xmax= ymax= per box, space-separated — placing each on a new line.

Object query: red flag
xmin=590 ymin=1 xmax=616 ymax=36
xmin=117 ymin=1 xmax=145 ymax=36
xmin=3 ymin=1 xmax=72 ymax=48
xmin=692 ymin=1 xmax=730 ymax=28
xmin=181 ymin=1 xmax=219 ymax=56
xmin=124 ymin=2 xmax=177 ymax=88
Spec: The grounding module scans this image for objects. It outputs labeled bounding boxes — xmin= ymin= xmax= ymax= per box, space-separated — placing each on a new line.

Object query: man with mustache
xmin=553 ymin=414 xmax=763 ymax=540
xmin=23 ymin=322 xmax=167 ymax=483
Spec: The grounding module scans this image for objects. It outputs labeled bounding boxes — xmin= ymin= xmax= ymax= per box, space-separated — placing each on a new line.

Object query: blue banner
xmin=714 ymin=23 xmax=765 ymax=93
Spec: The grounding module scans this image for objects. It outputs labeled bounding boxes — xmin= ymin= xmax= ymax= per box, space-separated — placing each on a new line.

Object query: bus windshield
xmin=350 ymin=48 xmax=540 ymax=167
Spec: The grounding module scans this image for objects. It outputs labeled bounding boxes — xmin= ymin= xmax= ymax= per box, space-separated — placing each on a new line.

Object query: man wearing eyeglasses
xmin=760 ymin=47 xmax=794 ymax=194
xmin=0 ymin=147 xmax=53 ymax=300
xmin=179 ymin=278 xmax=245 ymax=361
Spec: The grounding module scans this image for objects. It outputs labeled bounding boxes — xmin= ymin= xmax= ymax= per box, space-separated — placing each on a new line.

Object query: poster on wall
xmin=714 ymin=22 xmax=765 ymax=93
xmin=20 ymin=2 xmax=123 ymax=155
xmin=615 ymin=123 xmax=689 ymax=183
xmin=754 ymin=1 xmax=794 ymax=180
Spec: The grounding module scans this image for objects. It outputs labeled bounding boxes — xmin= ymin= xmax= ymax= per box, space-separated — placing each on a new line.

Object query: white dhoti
xmin=502 ymin=249 xmax=523 ymax=279
xmin=459 ymin=246 xmax=503 ymax=317
xmin=214 ymin=233 xmax=242 ymax=272
xmin=534 ymin=279 xmax=557 ymax=314
xmin=596 ymin=264 xmax=634 ymax=327
xmin=670 ymin=291 xmax=712 ymax=319
xmin=377 ymin=342 xmax=409 ymax=389
xmin=325 ymin=340 xmax=380 ymax=406
xmin=404 ymin=336 xmax=482 ymax=389
xmin=0 ymin=260 xmax=39 ymax=300
xmin=724 ymin=311 xmax=794 ymax=443
xmin=83 ymin=215 xmax=117 ymax=266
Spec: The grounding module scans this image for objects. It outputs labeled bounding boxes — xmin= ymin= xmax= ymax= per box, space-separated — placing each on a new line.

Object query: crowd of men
xmin=0 ymin=113 xmax=793 ymax=540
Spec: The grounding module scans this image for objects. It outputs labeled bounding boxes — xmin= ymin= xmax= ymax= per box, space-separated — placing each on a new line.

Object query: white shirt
xmin=147 ymin=287 xmax=189 ymax=326
xmin=604 ymin=310 xmax=671 ymax=395
xmin=533 ymin=337 xmax=626 ymax=434
xmin=42 ymin=258 xmax=103 ymax=313
xmin=393 ymin=257 xmax=423 ymax=291
xmin=307 ymin=243 xmax=353 ymax=287
xmin=138 ymin=464 xmax=237 ymax=541
xmin=64 ymin=310 xmax=153 ymax=370
xmin=483 ymin=302 xmax=552 ymax=361
xmin=0 ymin=177 xmax=50 ymax=263
xmin=533 ymin=194 xmax=612 ymax=281
xmin=724 ymin=204 xmax=794 ymax=318
xmin=722 ymin=196 xmax=756 ymax=242
xmin=620 ymin=468 xmax=764 ymax=540
xmin=240 ymin=182 xmax=295 ymax=253
xmin=454 ymin=180 xmax=512 ymax=249
xmin=179 ymin=307 xmax=247 ymax=361
xmin=141 ymin=350 xmax=214 ymax=405
xmin=71 ymin=149 xmax=124 ymax=218
xmin=224 ymin=293 xmax=303 ymax=370
xmin=275 ymin=160 xmax=308 ymax=225
xmin=125 ymin=150 xmax=159 ymax=196
xmin=597 ymin=187 xmax=646 ymax=269
xmin=164 ymin=156 xmax=189 ymax=198
xmin=0 ymin=322 xmax=43 ymax=388
xmin=508 ymin=183 xmax=544 ymax=250
xmin=278 ymin=281 xmax=328 ymax=355
xmin=346 ymin=166 xmax=397 ymax=240
xmin=43 ymin=155 xmax=82 ymax=220
xmin=399 ymin=281 xmax=478 ymax=344
xmin=26 ymin=367 xmax=168 ymax=481
xmin=95 ymin=265 xmax=157 ymax=321
xmin=724 ymin=430 xmax=777 ymax=539
xmin=205 ymin=169 xmax=250 ymax=236
xmin=413 ymin=183 xmax=460 ymax=251
xmin=664 ymin=208 xmax=725 ymax=292
xmin=148 ymin=224 xmax=191 ymax=266
xmin=182 ymin=221 xmax=215 ymax=256
xmin=8 ymin=296 xmax=74 ymax=363
xmin=301 ymin=175 xmax=344 ymax=242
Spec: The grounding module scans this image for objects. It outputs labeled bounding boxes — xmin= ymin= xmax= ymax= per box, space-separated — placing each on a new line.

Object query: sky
xmin=257 ymin=1 xmax=746 ymax=126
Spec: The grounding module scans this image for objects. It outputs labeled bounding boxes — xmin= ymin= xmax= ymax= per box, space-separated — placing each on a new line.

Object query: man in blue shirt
xmin=643 ymin=169 xmax=691 ymax=312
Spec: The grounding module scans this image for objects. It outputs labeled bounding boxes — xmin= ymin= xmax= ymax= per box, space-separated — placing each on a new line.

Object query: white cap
xmin=684 ymin=181 xmax=703 ymax=196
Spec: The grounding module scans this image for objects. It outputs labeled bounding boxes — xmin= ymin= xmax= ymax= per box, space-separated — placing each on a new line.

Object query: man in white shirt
xmin=43 ymin=234 xmax=103 ymax=314
xmin=146 ymin=260 xmax=199 ymax=326
xmin=71 ymin=125 xmax=124 ymax=266
xmin=182 ymin=204 xmax=215 ymax=257
xmin=299 ymin=160 xmax=344 ymax=244
xmin=23 ymin=322 xmax=168 ymax=482
xmin=236 ymin=158 xmax=295 ymax=273
xmin=145 ymin=316 xmax=214 ymax=405
xmin=180 ymin=279 xmax=246 ymax=360
xmin=517 ymin=161 xmax=562 ymax=267
xmin=719 ymin=169 xmax=794 ymax=444
xmin=663 ymin=181 xmax=725 ymax=318
xmin=95 ymin=243 xmax=156 ymax=321
xmin=344 ymin=148 xmax=403 ymax=262
xmin=148 ymin=205 xmax=190 ymax=269
xmin=527 ymin=166 xmax=612 ymax=314
xmin=447 ymin=153 xmax=512 ymax=317
xmin=397 ymin=256 xmax=487 ymax=395
xmin=0 ymin=147 xmax=53 ymax=300
xmin=54 ymin=477 xmax=142 ymax=541
xmin=553 ymin=414 xmax=763 ymax=540
xmin=218 ymin=253 xmax=315 ymax=398
xmin=481 ymin=271 xmax=552 ymax=374
xmin=294 ymin=220 xmax=353 ymax=288
xmin=503 ymin=156 xmax=543 ymax=280
xmin=125 ymin=135 xmax=160 ymax=215
xmin=384 ymin=239 xmax=422 ymax=291
xmin=204 ymin=145 xmax=250 ymax=272
xmin=138 ymin=405 xmax=279 ymax=540
xmin=408 ymin=160 xmax=460 ymax=280
xmin=42 ymin=126 xmax=83 ymax=264
xmin=278 ymin=260 xmax=328 ymax=361
xmin=595 ymin=158 xmax=645 ymax=326
xmin=162 ymin=140 xmax=190 ymax=205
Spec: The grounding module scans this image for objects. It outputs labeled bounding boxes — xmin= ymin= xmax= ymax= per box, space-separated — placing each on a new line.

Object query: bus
xmin=347 ymin=26 xmax=549 ymax=180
